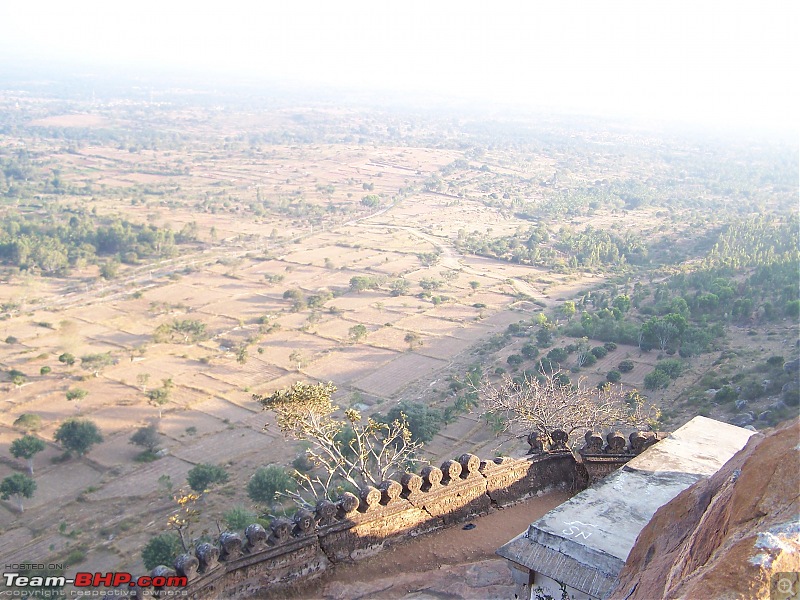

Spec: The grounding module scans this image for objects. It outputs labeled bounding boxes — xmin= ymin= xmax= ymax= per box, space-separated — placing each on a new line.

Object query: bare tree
xmin=254 ymin=382 xmax=424 ymax=508
xmin=477 ymin=371 xmax=659 ymax=448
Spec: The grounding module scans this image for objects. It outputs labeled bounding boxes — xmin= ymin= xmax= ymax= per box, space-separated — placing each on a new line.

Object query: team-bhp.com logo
xmin=3 ymin=571 xmax=187 ymax=590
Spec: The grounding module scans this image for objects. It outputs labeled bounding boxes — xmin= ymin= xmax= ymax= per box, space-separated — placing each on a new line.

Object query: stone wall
xmin=132 ymin=430 xmax=658 ymax=599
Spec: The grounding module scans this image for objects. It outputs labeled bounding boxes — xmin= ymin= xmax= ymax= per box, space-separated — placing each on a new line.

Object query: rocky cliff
xmin=610 ymin=419 xmax=799 ymax=600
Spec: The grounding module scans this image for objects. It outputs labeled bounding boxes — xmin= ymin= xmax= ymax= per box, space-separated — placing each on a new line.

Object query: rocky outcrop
xmin=610 ymin=419 xmax=800 ymax=600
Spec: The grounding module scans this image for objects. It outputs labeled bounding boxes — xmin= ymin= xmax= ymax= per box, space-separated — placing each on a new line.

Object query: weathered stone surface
xmin=294 ymin=509 xmax=316 ymax=536
xmin=581 ymin=431 xmax=604 ymax=454
xmin=337 ymin=492 xmax=359 ymax=517
xmin=420 ymin=465 xmax=443 ymax=491
xmin=441 ymin=459 xmax=462 ymax=484
xmin=317 ymin=499 xmax=338 ymax=526
xmin=458 ymin=453 xmax=481 ymax=478
xmin=268 ymin=518 xmax=292 ymax=546
xmin=219 ymin=532 xmax=243 ymax=560
xmin=604 ymin=431 xmax=626 ymax=454
xmin=610 ymin=419 xmax=800 ymax=600
xmin=359 ymin=486 xmax=381 ymax=512
xmin=196 ymin=542 xmax=219 ymax=572
xmin=378 ymin=479 xmax=403 ymax=505
xmin=174 ymin=553 xmax=199 ymax=579
xmin=245 ymin=523 xmax=268 ymax=552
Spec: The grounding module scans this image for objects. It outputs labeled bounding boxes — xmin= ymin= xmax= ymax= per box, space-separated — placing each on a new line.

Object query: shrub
xmin=187 ymin=463 xmax=229 ymax=492
xmin=654 ymin=358 xmax=683 ymax=379
xmin=714 ymin=386 xmax=738 ymax=404
xmin=546 ymin=348 xmax=569 ymax=363
xmin=644 ymin=369 xmax=671 ymax=390
xmin=603 ymin=342 xmax=617 ymax=351
xmin=591 ymin=346 xmax=608 ymax=359
xmin=607 ymin=370 xmax=622 ymax=383
xmin=141 ymin=533 xmax=182 ymax=570
xmin=618 ymin=359 xmax=635 ymax=373
xmin=247 ymin=465 xmax=295 ymax=504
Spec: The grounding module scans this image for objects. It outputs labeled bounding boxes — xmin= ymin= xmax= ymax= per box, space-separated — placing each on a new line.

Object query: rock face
xmin=610 ymin=419 xmax=800 ymax=600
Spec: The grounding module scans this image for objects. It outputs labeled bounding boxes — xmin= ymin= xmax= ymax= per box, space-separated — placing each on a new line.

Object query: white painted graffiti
xmin=562 ymin=520 xmax=598 ymax=540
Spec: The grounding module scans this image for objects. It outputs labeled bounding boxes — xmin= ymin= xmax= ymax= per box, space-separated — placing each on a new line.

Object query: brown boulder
xmin=610 ymin=419 xmax=800 ymax=599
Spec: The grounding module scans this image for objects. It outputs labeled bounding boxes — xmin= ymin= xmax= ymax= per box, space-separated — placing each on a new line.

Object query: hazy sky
xmin=1 ymin=0 xmax=797 ymax=131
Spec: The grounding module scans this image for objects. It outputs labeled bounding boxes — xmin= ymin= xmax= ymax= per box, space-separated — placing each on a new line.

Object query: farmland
xmin=0 ymin=73 xmax=797 ymax=576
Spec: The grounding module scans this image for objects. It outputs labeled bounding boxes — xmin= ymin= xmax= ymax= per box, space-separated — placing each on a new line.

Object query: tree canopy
xmin=54 ymin=419 xmax=103 ymax=456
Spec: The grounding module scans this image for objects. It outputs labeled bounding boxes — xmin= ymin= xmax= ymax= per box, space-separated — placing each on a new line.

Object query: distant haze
xmin=1 ymin=0 xmax=797 ymax=132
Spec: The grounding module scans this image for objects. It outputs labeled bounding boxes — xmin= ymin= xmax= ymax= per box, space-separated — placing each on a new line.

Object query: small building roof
xmin=497 ymin=416 xmax=756 ymax=598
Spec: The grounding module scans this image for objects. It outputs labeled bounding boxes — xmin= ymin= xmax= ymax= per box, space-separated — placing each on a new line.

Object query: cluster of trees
xmin=2 ymin=417 xmax=103 ymax=512
xmin=153 ymin=320 xmax=208 ymax=344
xmin=0 ymin=211 xmax=187 ymax=275
xmin=454 ymin=223 xmax=646 ymax=273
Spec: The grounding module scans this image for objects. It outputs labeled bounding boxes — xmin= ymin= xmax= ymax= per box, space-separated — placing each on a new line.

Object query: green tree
xmin=100 ymin=259 xmax=120 ymax=280
xmin=65 ymin=388 xmax=88 ymax=402
xmin=141 ymin=533 xmax=182 ymax=571
xmin=380 ymin=401 xmax=442 ymax=443
xmin=0 ymin=473 xmax=36 ymax=512
xmin=80 ymin=352 xmax=114 ymax=376
xmin=561 ymin=301 xmax=577 ymax=320
xmin=247 ymin=465 xmax=295 ymax=505
xmin=535 ymin=328 xmax=553 ymax=348
xmin=54 ymin=419 xmax=103 ymax=456
xmin=643 ymin=369 xmax=671 ymax=390
xmin=130 ymin=424 xmax=161 ymax=453
xmin=187 ymin=463 xmax=229 ymax=493
xmin=348 ymin=324 xmax=368 ymax=343
xmin=404 ymin=332 xmax=421 ymax=350
xmin=236 ymin=345 xmax=248 ymax=365
xmin=390 ymin=278 xmax=410 ymax=296
xmin=58 ymin=353 xmax=75 ymax=366
xmin=10 ymin=435 xmax=46 ymax=475
xmin=223 ymin=506 xmax=257 ymax=530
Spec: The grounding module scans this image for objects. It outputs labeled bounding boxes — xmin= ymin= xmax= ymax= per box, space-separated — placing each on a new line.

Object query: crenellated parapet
xmin=139 ymin=430 xmax=659 ymax=599
xmin=579 ymin=429 xmax=667 ymax=483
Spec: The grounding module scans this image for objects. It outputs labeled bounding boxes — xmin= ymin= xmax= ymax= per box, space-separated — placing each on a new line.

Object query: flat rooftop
xmin=497 ymin=416 xmax=756 ymax=598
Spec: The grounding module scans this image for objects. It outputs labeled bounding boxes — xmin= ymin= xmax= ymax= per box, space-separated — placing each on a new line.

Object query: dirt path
xmin=291 ymin=489 xmax=572 ymax=599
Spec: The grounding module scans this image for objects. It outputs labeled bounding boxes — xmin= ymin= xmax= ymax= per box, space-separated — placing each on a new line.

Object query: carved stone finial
xmin=630 ymin=430 xmax=657 ymax=454
xmin=527 ymin=431 xmax=545 ymax=454
xmin=378 ymin=480 xmax=403 ymax=505
xmin=605 ymin=431 xmax=627 ymax=454
xmin=219 ymin=532 xmax=243 ymax=560
xmin=294 ymin=509 xmax=315 ymax=536
xmin=420 ymin=465 xmax=443 ymax=491
xmin=269 ymin=518 xmax=292 ymax=545
xmin=195 ymin=542 xmax=219 ymax=572
xmin=151 ymin=566 xmax=177 ymax=586
xmin=582 ymin=431 xmax=604 ymax=454
xmin=316 ymin=499 xmax=338 ymax=526
xmin=174 ymin=554 xmax=199 ymax=579
xmin=458 ymin=454 xmax=480 ymax=478
xmin=550 ymin=429 xmax=569 ymax=451
xmin=337 ymin=492 xmax=359 ymax=517
xmin=245 ymin=523 xmax=268 ymax=552
xmin=441 ymin=460 xmax=462 ymax=483
xmin=359 ymin=486 xmax=381 ymax=512
xmin=401 ymin=472 xmax=423 ymax=496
